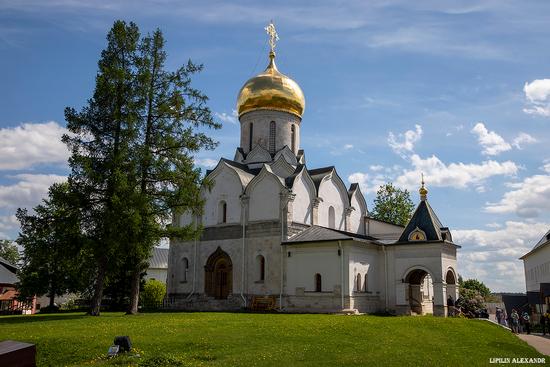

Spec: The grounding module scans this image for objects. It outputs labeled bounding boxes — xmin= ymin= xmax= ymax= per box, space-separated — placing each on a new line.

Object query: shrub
xmin=140 ymin=279 xmax=166 ymax=309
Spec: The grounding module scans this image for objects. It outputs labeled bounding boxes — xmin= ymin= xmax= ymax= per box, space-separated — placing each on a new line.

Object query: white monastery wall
xmin=286 ymin=243 xmax=341 ymax=295
xmin=292 ymin=174 xmax=313 ymax=225
xmin=203 ymin=168 xmax=242 ymax=226
xmin=317 ymin=177 xmax=346 ymax=230
xmin=524 ymin=245 xmax=550 ymax=292
xmin=248 ymin=175 xmax=281 ymax=221
xmin=349 ymin=193 xmax=365 ymax=234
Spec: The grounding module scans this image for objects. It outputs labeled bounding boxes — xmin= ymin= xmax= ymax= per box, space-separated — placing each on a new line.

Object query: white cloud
xmin=348 ymin=172 xmax=387 ymax=195
xmin=454 ymin=221 xmax=549 ymax=292
xmin=0 ymin=174 xmax=66 ymax=209
xmin=194 ymin=158 xmax=218 ymax=169
xmin=387 ymin=124 xmax=422 ymax=158
xmin=471 ymin=122 xmax=511 ymax=156
xmin=0 ymin=215 xmax=19 ymax=240
xmin=395 ymin=154 xmax=518 ymax=190
xmin=524 ymin=79 xmax=550 ymax=117
xmin=0 ymin=121 xmax=69 ymax=170
xmin=214 ymin=110 xmax=238 ymax=125
xmin=343 ymin=144 xmax=354 ymax=150
xmin=485 ymin=174 xmax=550 ymax=218
xmin=369 ymin=165 xmax=384 ymax=172
xmin=512 ymin=132 xmax=537 ymax=149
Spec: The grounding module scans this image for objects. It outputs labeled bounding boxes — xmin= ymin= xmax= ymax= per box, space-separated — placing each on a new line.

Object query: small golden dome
xmin=237 ymin=52 xmax=305 ymax=118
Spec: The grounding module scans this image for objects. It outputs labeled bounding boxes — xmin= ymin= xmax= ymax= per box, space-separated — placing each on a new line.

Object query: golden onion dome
xmin=237 ymin=51 xmax=305 ymax=118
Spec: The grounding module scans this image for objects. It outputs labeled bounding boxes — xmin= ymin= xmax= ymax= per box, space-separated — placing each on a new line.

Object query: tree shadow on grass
xmin=0 ymin=313 xmax=88 ymax=324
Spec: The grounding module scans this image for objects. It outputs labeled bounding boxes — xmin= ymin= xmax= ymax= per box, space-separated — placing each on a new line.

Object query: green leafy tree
xmin=140 ymin=279 xmax=166 ymax=308
xmin=456 ymin=287 xmax=486 ymax=318
xmin=0 ymin=240 xmax=19 ymax=265
xmin=63 ymin=20 xmax=142 ymax=315
xmin=371 ymin=183 xmax=415 ymax=226
xmin=124 ymin=29 xmax=219 ymax=314
xmin=16 ymin=183 xmax=88 ymax=308
xmin=461 ymin=278 xmax=491 ymax=299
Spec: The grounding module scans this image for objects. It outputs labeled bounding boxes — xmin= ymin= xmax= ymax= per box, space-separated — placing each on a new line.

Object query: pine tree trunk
xmin=89 ymin=257 xmax=107 ymax=316
xmin=126 ymin=267 xmax=140 ymax=315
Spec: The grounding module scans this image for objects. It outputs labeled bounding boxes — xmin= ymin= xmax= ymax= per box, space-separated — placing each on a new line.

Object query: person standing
xmin=544 ymin=310 xmax=550 ymax=335
xmin=511 ymin=309 xmax=520 ymax=334
xmin=496 ymin=307 xmax=503 ymax=325
xmin=522 ymin=312 xmax=531 ymax=334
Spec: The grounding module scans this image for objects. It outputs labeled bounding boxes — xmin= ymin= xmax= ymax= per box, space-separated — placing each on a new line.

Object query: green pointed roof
xmin=398 ymin=199 xmax=449 ymax=243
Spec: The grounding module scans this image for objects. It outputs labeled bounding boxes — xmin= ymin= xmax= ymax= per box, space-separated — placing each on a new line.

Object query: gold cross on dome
xmin=265 ymin=20 xmax=279 ymax=53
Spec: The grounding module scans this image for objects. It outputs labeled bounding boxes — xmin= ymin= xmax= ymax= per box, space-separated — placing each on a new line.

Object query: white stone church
xmin=167 ymin=26 xmax=459 ymax=316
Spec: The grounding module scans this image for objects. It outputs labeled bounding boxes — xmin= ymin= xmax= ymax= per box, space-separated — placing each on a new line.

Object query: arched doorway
xmin=445 ymin=268 xmax=458 ymax=311
xmin=205 ymin=247 xmax=233 ymax=299
xmin=405 ymin=268 xmax=434 ymax=315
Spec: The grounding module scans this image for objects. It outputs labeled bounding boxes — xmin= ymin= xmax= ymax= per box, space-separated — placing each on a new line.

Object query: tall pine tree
xmin=63 ymin=21 xmax=142 ymax=315
xmin=125 ymin=29 xmax=219 ymax=314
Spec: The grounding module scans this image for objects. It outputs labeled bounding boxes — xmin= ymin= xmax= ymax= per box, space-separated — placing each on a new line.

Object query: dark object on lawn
xmin=0 ymin=340 xmax=36 ymax=367
xmin=114 ymin=336 xmax=132 ymax=352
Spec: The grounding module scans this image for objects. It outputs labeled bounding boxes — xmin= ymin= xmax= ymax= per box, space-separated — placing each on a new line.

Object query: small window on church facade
xmin=182 ymin=257 xmax=189 ymax=282
xmin=315 ymin=273 xmax=322 ymax=292
xmin=249 ymin=123 xmax=254 ymax=151
xmin=291 ymin=124 xmax=296 ymax=152
xmin=257 ymin=255 xmax=265 ymax=281
xmin=356 ymin=273 xmax=362 ymax=292
xmin=364 ymin=273 xmax=368 ymax=292
xmin=328 ymin=206 xmax=335 ymax=229
xmin=269 ymin=121 xmax=276 ymax=153
xmin=218 ymin=201 xmax=227 ymax=223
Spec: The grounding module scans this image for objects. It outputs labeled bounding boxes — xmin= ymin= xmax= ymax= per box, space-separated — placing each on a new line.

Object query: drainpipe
xmin=241 ymin=209 xmax=247 ymax=308
xmin=383 ymin=244 xmax=388 ymax=311
xmin=279 ymin=198 xmax=285 ymax=311
xmin=280 ymin=244 xmax=284 ymax=311
xmin=338 ymin=241 xmax=344 ymax=310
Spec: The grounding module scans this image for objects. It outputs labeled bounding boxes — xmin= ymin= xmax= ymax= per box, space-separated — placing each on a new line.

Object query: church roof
xmin=308 ymin=166 xmax=334 ymax=191
xmin=148 ymin=247 xmax=169 ymax=269
xmin=521 ymin=228 xmax=550 ymax=259
xmin=397 ymin=199 xmax=448 ymax=244
xmin=285 ymin=164 xmax=306 ymax=188
xmin=283 ymin=225 xmax=379 ymax=245
xmin=0 ymin=257 xmax=18 ymax=285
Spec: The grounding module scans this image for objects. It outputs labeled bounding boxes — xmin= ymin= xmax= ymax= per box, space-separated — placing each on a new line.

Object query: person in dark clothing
xmin=522 ymin=312 xmax=531 ymax=334
xmin=447 ymin=295 xmax=455 ymax=316
xmin=541 ymin=312 xmax=547 ymax=335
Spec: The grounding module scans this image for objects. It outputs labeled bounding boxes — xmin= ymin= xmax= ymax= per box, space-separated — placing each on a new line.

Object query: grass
xmin=0 ymin=312 xmax=545 ymax=366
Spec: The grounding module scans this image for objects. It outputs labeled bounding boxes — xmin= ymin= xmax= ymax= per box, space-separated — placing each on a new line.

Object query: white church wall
xmin=248 ymin=175 xmax=281 ymax=221
xmin=317 ymin=177 xmax=347 ymax=230
xmin=177 ymin=210 xmax=195 ymax=228
xmin=387 ymin=244 xmax=445 ymax=311
xmin=239 ymin=110 xmax=301 ymax=155
xmin=349 ymin=193 xmax=365 ymax=234
xmin=285 ymin=243 xmax=341 ymax=295
xmin=167 ymin=240 xmax=196 ymax=295
xmin=365 ymin=218 xmax=403 ymax=240
xmin=292 ymin=174 xmax=313 ymax=225
xmin=523 ymin=244 xmax=550 ymax=292
xmin=246 ymin=234 xmax=283 ymax=296
xmin=347 ymin=244 xmax=381 ymax=295
xmin=203 ymin=168 xmax=242 ymax=226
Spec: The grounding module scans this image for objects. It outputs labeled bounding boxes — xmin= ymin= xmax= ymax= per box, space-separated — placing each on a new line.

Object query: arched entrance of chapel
xmin=205 ymin=247 xmax=233 ymax=299
xmin=445 ymin=268 xmax=458 ymax=303
xmin=404 ymin=267 xmax=434 ymax=315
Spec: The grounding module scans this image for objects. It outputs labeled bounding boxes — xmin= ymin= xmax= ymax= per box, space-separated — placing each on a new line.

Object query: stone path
xmin=517 ymin=334 xmax=550 ymax=356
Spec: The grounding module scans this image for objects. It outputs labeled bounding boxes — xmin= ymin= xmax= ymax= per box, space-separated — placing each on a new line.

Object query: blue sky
xmin=1 ymin=0 xmax=549 ymax=292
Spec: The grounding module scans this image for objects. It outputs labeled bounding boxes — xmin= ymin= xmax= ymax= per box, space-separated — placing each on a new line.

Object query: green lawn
xmin=0 ymin=312 xmax=544 ymax=366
